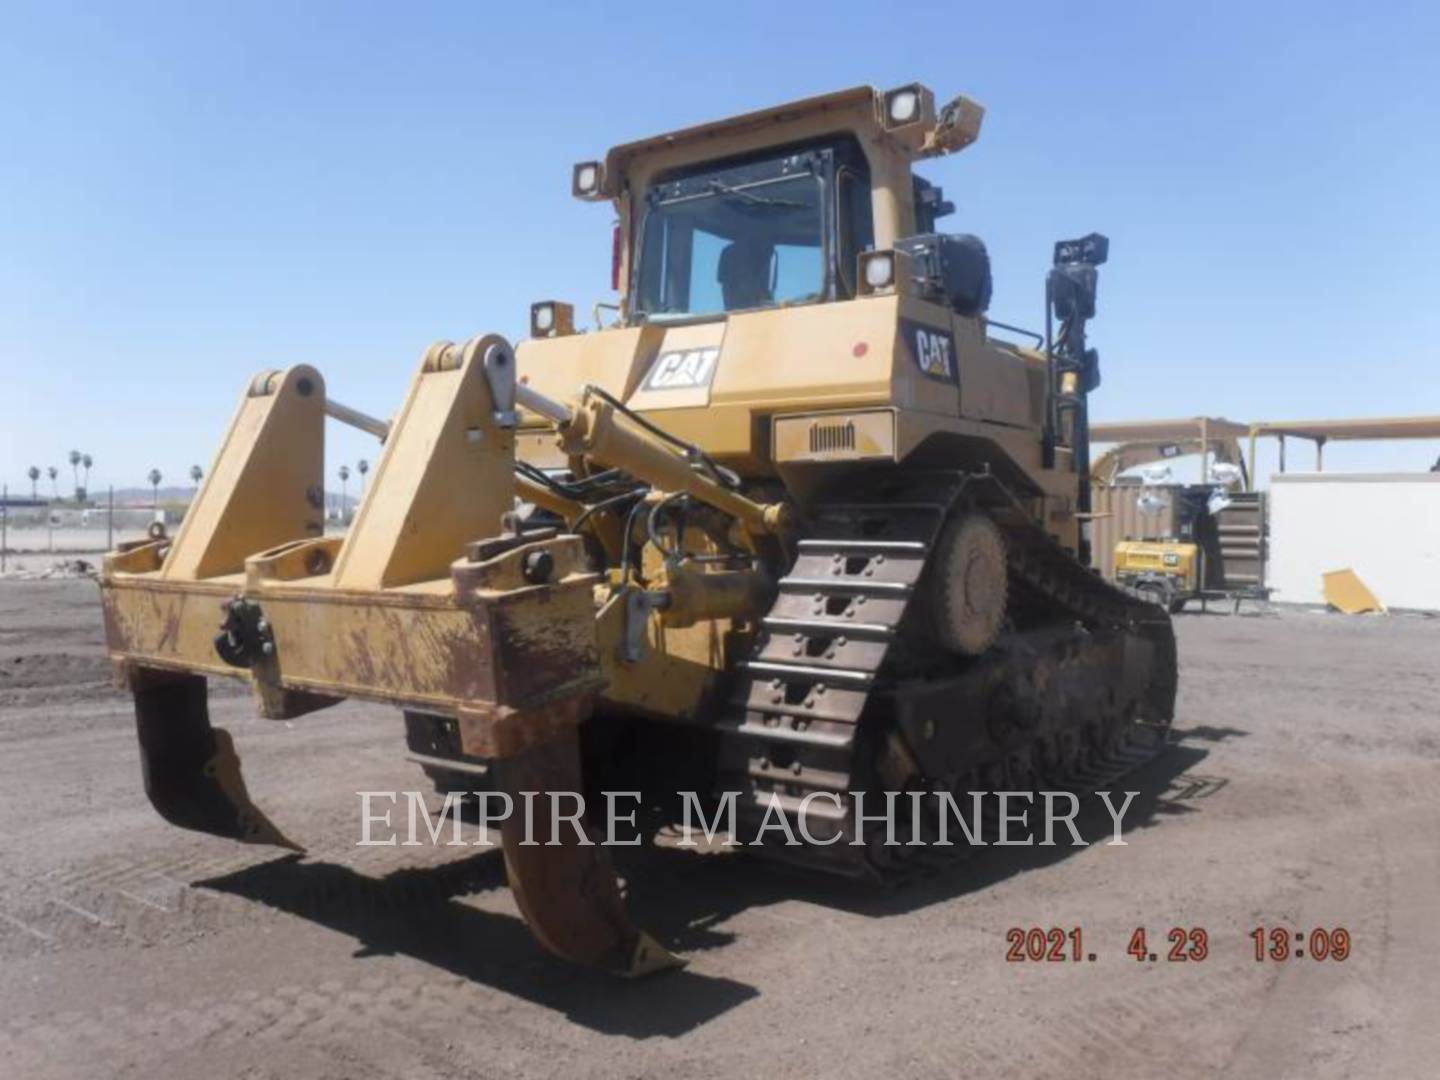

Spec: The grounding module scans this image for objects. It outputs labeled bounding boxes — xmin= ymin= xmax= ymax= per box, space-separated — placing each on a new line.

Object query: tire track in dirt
xmin=6 ymin=580 xmax=1440 ymax=1079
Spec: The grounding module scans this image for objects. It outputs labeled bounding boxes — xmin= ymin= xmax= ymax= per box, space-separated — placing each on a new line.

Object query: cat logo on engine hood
xmin=628 ymin=323 xmax=726 ymax=411
xmin=900 ymin=319 xmax=957 ymax=385
xmin=643 ymin=347 xmax=720 ymax=391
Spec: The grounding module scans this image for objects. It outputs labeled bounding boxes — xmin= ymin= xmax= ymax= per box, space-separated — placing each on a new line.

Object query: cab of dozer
xmin=97 ymin=84 xmax=1172 ymax=976
xmin=522 ymin=84 xmax=1089 ymax=538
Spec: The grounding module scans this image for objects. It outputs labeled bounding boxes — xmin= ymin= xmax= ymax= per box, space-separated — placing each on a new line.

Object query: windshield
xmin=633 ymin=173 xmax=823 ymax=319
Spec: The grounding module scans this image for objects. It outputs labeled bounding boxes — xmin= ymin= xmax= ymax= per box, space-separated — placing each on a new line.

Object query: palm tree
xmin=189 ymin=464 xmax=203 ymax=493
xmin=147 ymin=469 xmax=162 ymax=510
xmin=47 ymin=466 xmax=58 ymax=498
xmin=357 ymin=458 xmax=370 ymax=499
xmin=81 ymin=454 xmax=93 ymax=492
xmin=68 ymin=450 xmax=82 ymax=497
xmin=27 ymin=466 xmax=40 ymax=500
xmin=338 ymin=465 xmax=350 ymax=520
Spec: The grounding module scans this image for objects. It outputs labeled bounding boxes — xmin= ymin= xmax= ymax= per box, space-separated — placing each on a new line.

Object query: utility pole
xmin=107 ymin=485 xmax=114 ymax=552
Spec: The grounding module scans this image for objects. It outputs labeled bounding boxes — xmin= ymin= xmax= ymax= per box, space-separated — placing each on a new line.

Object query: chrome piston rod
xmin=516 ymin=383 xmax=572 ymax=426
xmin=522 ymin=384 xmax=786 ymax=535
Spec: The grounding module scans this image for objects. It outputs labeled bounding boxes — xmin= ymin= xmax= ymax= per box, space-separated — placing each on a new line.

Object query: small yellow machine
xmin=1113 ymin=539 xmax=1199 ymax=613
xmin=98 ymin=84 xmax=1176 ymax=974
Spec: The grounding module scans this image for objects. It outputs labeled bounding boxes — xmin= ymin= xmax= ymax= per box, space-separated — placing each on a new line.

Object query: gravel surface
xmin=0 ymin=528 xmax=150 ymax=574
xmin=1 ymin=579 xmax=1437 ymax=1079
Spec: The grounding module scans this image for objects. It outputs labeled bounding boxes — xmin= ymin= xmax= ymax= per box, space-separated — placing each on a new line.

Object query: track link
xmin=715 ymin=468 xmax=1177 ymax=881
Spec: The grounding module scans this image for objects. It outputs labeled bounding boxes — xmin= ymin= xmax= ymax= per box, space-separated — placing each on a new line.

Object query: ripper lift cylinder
xmin=516 ymin=384 xmax=785 ymax=536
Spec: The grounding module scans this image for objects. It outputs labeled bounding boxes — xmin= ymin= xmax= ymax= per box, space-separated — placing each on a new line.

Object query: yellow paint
xmin=1114 ymin=540 xmax=1200 ymax=593
xmin=100 ymin=82 xmax=1097 ymax=748
xmin=162 ymin=365 xmax=325 ymax=581
xmin=333 ymin=336 xmax=516 ymax=590
xmin=1322 ymin=569 xmax=1386 ymax=614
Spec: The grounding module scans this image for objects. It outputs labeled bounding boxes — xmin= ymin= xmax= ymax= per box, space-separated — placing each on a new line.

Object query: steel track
xmin=715 ymin=468 xmax=1178 ymax=880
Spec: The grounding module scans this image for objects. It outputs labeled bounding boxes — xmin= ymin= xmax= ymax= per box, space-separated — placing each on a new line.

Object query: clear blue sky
xmin=3 ymin=0 xmax=1437 ymax=496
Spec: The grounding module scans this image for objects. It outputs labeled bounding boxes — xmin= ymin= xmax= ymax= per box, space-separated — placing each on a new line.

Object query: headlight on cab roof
xmin=887 ymin=88 xmax=919 ymax=124
xmin=881 ymin=83 xmax=932 ymax=130
xmin=572 ymin=160 xmax=605 ymax=200
xmin=530 ymin=301 xmax=575 ymax=339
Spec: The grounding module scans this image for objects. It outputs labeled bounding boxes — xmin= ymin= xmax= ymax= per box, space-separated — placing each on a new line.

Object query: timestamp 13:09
xmin=1005 ymin=927 xmax=1351 ymax=963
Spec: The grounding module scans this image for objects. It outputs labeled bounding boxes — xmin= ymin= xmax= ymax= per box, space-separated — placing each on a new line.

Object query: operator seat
xmin=717 ymin=239 xmax=774 ymax=310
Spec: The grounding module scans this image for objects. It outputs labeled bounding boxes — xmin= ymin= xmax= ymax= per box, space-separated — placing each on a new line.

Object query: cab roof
xmin=595 ymin=84 xmax=983 ymax=198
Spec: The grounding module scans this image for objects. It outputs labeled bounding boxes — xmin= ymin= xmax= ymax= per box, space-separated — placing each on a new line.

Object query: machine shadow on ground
xmin=625 ymin=729 xmax=1232 ymax=956
xmin=197 ymin=727 xmax=1235 ymax=1036
xmin=197 ymin=850 xmax=759 ymax=1038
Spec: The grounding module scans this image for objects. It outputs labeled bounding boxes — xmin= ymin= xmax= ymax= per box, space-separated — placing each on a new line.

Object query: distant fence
xmin=0 ymin=506 xmax=162 ymax=530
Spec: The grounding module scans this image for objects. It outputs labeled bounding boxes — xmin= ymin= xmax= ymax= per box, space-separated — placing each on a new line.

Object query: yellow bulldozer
xmin=98 ymin=83 xmax=1177 ymax=974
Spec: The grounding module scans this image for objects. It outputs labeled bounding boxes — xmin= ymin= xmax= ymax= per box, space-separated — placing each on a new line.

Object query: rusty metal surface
xmin=457 ymin=692 xmax=596 ymax=761
xmin=101 ymin=557 xmax=602 ymax=729
xmin=131 ymin=669 xmax=299 ymax=851
xmin=496 ymin=732 xmax=682 ymax=975
xmin=97 ymin=336 xmax=604 ymax=742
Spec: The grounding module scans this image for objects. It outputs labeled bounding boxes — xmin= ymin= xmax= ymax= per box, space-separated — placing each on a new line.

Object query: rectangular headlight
xmin=572 ymin=160 xmax=606 ymax=200
xmin=858 ymin=249 xmax=911 ymax=296
xmin=530 ymin=301 xmax=575 ymax=339
xmin=881 ymin=83 xmax=932 ymax=130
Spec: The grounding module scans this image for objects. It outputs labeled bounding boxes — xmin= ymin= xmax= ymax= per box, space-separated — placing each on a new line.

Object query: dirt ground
xmin=0 ymin=530 xmax=149 ymax=575
xmin=0 ymin=578 xmax=1436 ymax=1079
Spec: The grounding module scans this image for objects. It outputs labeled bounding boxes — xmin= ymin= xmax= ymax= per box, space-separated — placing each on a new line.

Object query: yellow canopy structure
xmin=1248 ymin=416 xmax=1440 ymax=474
xmin=1090 ymin=417 xmax=1249 ymax=487
xmin=1091 ymin=414 xmax=1440 ymax=489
